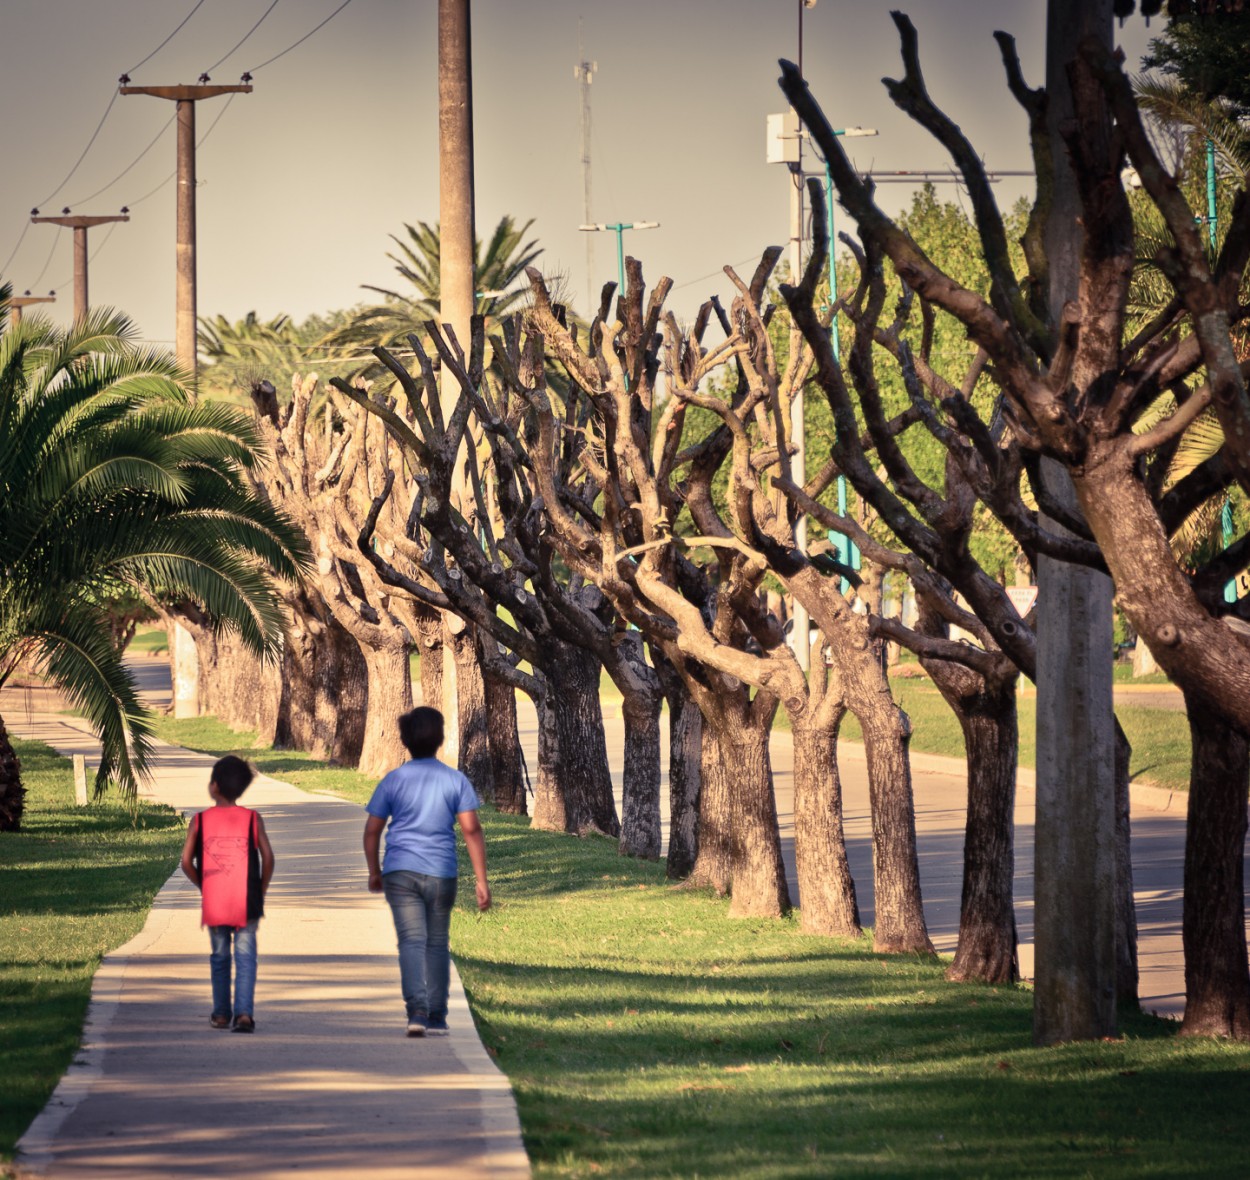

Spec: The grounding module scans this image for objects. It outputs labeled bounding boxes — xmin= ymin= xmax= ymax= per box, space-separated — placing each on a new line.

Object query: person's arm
xmin=457 ymin=810 xmax=491 ymax=911
xmin=363 ymin=815 xmax=386 ymax=893
xmin=255 ymin=814 xmax=276 ymax=896
xmin=180 ymin=814 xmax=201 ymax=889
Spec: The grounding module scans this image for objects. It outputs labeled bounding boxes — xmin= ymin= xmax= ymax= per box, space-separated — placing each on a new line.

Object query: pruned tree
xmin=780 ymin=11 xmax=1250 ymax=1037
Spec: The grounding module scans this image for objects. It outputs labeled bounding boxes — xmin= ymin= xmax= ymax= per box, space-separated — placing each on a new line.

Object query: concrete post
xmin=171 ymin=621 xmax=200 ymax=720
xmin=73 ymin=754 xmax=88 ymax=806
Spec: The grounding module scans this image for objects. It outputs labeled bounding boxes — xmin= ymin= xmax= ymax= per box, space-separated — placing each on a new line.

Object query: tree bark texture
xmin=484 ymin=664 xmax=526 ymax=815
xmin=357 ymin=643 xmax=413 ymax=778
xmin=619 ymin=690 xmax=663 ymax=860
xmin=689 ymin=726 xmax=734 ymax=895
xmin=660 ymin=666 xmax=702 ymax=880
xmin=791 ymin=713 xmax=861 ymax=937
xmin=1180 ymin=692 xmax=1250 ymax=1039
xmin=0 ymin=717 xmax=25 ymax=832
xmin=1114 ymin=722 xmax=1139 ymax=1007
xmin=532 ymin=684 xmax=567 ymax=831
xmin=452 ymin=626 xmax=494 ymax=801
xmin=922 ymin=656 xmax=1020 ymax=984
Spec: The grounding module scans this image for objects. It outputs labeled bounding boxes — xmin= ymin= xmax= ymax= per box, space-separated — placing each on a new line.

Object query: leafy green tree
xmin=0 ymin=288 xmax=308 ymax=829
xmin=1143 ymin=7 xmax=1250 ymax=118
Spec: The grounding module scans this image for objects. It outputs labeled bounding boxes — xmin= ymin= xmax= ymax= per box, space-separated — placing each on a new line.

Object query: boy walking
xmin=180 ymin=755 xmax=275 ymax=1033
xmin=363 ymin=707 xmax=491 ymax=1037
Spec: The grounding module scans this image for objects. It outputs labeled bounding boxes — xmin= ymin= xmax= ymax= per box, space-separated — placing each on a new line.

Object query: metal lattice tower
xmin=574 ymin=21 xmax=596 ymax=309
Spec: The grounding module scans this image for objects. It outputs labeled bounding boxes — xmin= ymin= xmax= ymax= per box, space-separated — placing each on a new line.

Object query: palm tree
xmin=0 ymin=286 xmax=308 ymax=830
xmin=324 ymin=215 xmax=543 ymax=364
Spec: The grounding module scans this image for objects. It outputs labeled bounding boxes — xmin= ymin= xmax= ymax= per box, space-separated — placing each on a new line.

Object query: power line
xmin=123 ymin=93 xmax=240 ymax=210
xmin=65 ymin=114 xmax=175 ymax=208
xmin=203 ymin=0 xmax=282 ymax=76
xmin=49 ymin=219 xmax=124 ymax=293
xmin=1 ymin=223 xmax=31 ymax=277
xmin=673 ymin=254 xmax=764 ymax=291
xmin=30 ymin=226 xmax=63 ymax=289
xmin=35 ymin=89 xmax=119 ymax=208
xmin=245 ymin=0 xmax=357 ymax=74
xmin=126 ymin=0 xmax=207 ymax=75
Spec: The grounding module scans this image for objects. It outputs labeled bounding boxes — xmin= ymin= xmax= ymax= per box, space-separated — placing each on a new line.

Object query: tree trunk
xmin=320 ymin=615 xmax=367 ymax=765
xmin=532 ymin=683 xmax=566 ymax=831
xmin=1180 ymin=692 xmax=1250 ymax=1039
xmin=484 ymin=665 xmax=526 ymax=815
xmin=659 ymin=663 xmax=701 ymax=880
xmin=619 ymin=688 xmax=663 ymax=860
xmin=419 ymin=631 xmax=443 ymax=708
xmin=0 ymin=717 xmax=25 ymax=832
xmin=452 ymin=626 xmax=494 ymax=800
xmin=541 ymin=643 xmax=619 ymax=837
xmin=922 ymin=657 xmax=1019 ymax=984
xmin=791 ymin=711 xmax=861 ymax=937
xmin=860 ymin=703 xmax=934 ymax=954
xmin=274 ymin=606 xmax=318 ymax=753
xmin=688 ymin=692 xmax=789 ymax=919
xmin=1114 ymin=721 xmax=1139 ymax=1007
xmin=357 ymin=643 xmax=413 ymax=779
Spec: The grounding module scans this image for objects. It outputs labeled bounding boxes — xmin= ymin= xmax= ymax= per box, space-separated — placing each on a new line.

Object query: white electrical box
xmin=766 ymin=111 xmax=801 ymax=165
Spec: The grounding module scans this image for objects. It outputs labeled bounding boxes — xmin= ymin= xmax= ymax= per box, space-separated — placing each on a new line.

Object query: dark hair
xmin=398 ymin=706 xmax=444 ymax=759
xmin=212 ymin=754 xmax=255 ymax=801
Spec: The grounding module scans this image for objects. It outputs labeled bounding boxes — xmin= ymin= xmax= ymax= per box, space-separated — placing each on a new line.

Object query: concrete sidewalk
xmin=11 ymin=713 xmax=529 ymax=1180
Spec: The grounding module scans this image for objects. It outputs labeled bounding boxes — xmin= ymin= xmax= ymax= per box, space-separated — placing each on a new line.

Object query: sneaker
xmin=426 ymin=1015 xmax=449 ymax=1034
xmin=210 ymin=1014 xmax=231 ymax=1030
xmin=406 ymin=1014 xmax=429 ymax=1038
xmin=232 ymin=1015 xmax=255 ymax=1034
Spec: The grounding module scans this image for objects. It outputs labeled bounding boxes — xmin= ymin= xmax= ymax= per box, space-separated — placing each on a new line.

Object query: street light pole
xmin=579 ymin=221 xmax=659 ymax=296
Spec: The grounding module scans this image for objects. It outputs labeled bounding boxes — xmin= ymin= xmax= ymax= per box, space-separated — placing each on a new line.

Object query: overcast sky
xmin=0 ymin=1 xmax=1157 ymax=349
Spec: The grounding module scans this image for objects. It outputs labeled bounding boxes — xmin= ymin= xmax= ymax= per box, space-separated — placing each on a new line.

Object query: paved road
xmin=10 ymin=709 xmax=529 ymax=1180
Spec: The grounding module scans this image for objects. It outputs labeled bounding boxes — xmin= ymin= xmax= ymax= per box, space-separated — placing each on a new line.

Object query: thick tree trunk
xmin=1114 ymin=721 xmax=1139 ymax=1007
xmin=659 ymin=663 xmax=701 ymax=880
xmin=532 ymin=684 xmax=566 ymax=831
xmin=688 ymin=694 xmax=789 ymax=919
xmin=320 ymin=615 xmax=367 ymax=766
xmin=860 ymin=703 xmax=934 ymax=954
xmin=357 ymin=643 xmax=413 ymax=779
xmin=923 ymin=659 xmax=1019 ymax=984
xmin=420 ymin=632 xmax=443 ymax=708
xmin=791 ymin=712 xmax=861 ymax=937
xmin=1180 ymin=693 xmax=1250 ymax=1039
xmin=452 ymin=627 xmax=494 ymax=800
xmin=619 ymin=689 xmax=663 ymax=860
xmin=484 ymin=666 xmax=526 ymax=815
xmin=0 ymin=717 xmax=25 ymax=832
xmin=274 ymin=606 xmax=319 ymax=754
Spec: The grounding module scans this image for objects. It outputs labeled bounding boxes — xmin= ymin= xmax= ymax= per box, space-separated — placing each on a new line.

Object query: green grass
xmin=449 ymin=812 xmax=1246 ymax=1178
xmin=0 ymin=740 xmax=184 ymax=1161
xmin=126 ymin=624 xmax=168 ymax=655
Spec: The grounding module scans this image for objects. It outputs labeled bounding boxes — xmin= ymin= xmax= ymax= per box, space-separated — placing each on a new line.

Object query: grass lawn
xmin=126 ymin=624 xmax=168 ymax=655
xmin=0 ymin=740 xmax=184 ymax=1162
xmin=448 ymin=813 xmax=1248 ymax=1178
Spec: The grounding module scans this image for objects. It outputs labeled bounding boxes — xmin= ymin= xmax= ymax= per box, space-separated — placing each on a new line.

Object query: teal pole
xmin=1206 ymin=138 xmax=1218 ymax=250
xmin=610 ymin=222 xmax=627 ymax=293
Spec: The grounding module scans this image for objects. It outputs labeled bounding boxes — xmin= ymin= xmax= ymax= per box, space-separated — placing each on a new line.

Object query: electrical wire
xmin=245 ymin=0 xmax=356 ymax=74
xmin=1 ymin=223 xmax=31 ymax=277
xmin=35 ymin=89 xmax=119 ymax=208
xmin=29 ymin=226 xmax=63 ymax=289
xmin=673 ymin=254 xmax=765 ymax=291
xmin=48 ymin=219 xmax=124 ymax=294
xmin=123 ymin=93 xmax=239 ymax=210
xmin=203 ymin=0 xmax=281 ymax=76
xmin=65 ymin=114 xmax=175 ymax=208
xmin=126 ymin=0 xmax=206 ymax=75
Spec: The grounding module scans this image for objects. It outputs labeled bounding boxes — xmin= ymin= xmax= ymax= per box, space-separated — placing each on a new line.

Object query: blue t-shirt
xmin=365 ymin=758 xmax=480 ymax=878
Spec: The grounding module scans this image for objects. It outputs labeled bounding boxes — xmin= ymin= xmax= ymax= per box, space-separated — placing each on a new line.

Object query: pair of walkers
xmin=179 ymin=706 xmax=490 ymax=1036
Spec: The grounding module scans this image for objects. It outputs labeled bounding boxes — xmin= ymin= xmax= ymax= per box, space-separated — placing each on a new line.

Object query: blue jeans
xmin=209 ymin=921 xmax=258 ymax=1019
xmin=382 ymin=871 xmax=457 ymax=1021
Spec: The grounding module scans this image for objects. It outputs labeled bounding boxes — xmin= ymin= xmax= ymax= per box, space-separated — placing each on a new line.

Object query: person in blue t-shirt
xmin=363 ymin=706 xmax=491 ymax=1037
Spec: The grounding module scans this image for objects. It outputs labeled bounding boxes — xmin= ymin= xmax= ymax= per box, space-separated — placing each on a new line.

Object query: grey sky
xmin=0 ymin=1 xmax=1155 ymax=347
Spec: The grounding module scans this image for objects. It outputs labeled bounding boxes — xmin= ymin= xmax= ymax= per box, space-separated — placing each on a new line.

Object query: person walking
xmin=180 ymin=755 xmax=275 ymax=1033
xmin=363 ymin=706 xmax=491 ymax=1037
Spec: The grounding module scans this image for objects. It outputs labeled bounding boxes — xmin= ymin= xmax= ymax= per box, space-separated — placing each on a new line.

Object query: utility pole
xmin=7 ymin=292 xmax=56 ymax=329
xmin=1032 ymin=0 xmax=1118 ymax=1045
xmin=30 ymin=211 xmax=129 ymax=322
xmin=120 ymin=81 xmax=251 ymax=382
xmin=575 ymin=23 xmax=597 ymax=311
xmin=438 ymin=0 xmax=476 ymax=765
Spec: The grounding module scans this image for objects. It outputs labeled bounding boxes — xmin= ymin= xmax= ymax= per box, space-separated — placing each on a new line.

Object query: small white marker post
xmin=72 ymin=755 xmax=88 ymax=806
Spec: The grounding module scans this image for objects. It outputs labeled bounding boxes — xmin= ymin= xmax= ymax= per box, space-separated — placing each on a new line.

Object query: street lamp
xmin=579 ymin=221 xmax=660 ymax=296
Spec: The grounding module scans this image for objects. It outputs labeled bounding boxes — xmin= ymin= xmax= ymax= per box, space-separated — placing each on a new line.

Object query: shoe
xmin=232 ymin=1015 xmax=255 ymax=1034
xmin=210 ymin=1014 xmax=231 ymax=1030
xmin=426 ymin=1015 xmax=449 ymax=1034
xmin=406 ymin=1014 xmax=429 ymax=1038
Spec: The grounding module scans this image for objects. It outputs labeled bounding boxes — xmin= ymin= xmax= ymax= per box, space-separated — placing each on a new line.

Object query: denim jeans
xmin=382 ymin=871 xmax=457 ymax=1021
xmin=209 ymin=921 xmax=258 ymax=1019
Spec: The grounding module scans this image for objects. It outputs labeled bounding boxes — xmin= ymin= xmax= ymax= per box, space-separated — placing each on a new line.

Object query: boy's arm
xmin=255 ymin=814 xmax=275 ymax=896
xmin=457 ymin=810 xmax=491 ymax=911
xmin=363 ymin=815 xmax=386 ymax=893
xmin=180 ymin=814 xmax=201 ymax=889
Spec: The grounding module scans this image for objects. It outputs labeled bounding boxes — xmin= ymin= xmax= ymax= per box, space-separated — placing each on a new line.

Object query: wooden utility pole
xmin=30 ymin=212 xmax=129 ymax=321
xmin=120 ymin=83 xmax=251 ymax=382
xmin=438 ymin=0 xmax=476 ymax=764
xmin=1032 ymin=0 xmax=1118 ymax=1045
xmin=8 ymin=293 xmax=56 ymax=328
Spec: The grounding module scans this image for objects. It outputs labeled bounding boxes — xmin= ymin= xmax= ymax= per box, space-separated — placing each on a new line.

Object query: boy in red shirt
xmin=180 ymin=756 xmax=275 ymax=1032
